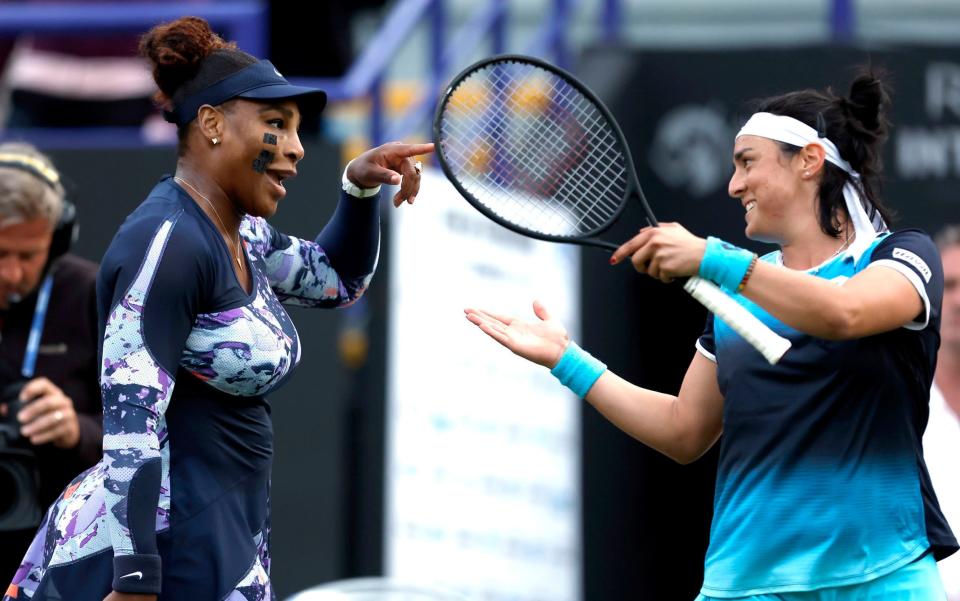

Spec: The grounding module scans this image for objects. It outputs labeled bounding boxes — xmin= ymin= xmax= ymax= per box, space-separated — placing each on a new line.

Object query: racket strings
xmin=444 ymin=94 xmax=622 ymax=234
xmin=526 ymin=104 xmax=626 ymax=225
xmin=439 ymin=61 xmax=629 ymax=237
xmin=444 ymin=69 xmax=627 ymax=230
xmin=546 ymin=82 xmax=630 ymax=222
xmin=444 ymin=114 xmax=579 ymax=232
xmin=456 ymin=67 xmax=626 ymax=221
xmin=443 ymin=99 xmax=587 ymax=233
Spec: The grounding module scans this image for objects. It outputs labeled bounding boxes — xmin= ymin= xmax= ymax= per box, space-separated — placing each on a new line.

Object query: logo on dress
xmin=892 ymin=248 xmax=932 ymax=283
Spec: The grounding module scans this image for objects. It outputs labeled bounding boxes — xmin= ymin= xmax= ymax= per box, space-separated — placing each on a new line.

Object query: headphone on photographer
xmin=48 ymin=200 xmax=78 ymax=266
xmin=0 ymin=152 xmax=78 ymax=266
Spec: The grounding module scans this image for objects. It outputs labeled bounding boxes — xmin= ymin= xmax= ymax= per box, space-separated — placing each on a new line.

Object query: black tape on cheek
xmin=252 ymin=150 xmax=275 ymax=174
xmin=262 ymin=132 xmax=277 ymax=145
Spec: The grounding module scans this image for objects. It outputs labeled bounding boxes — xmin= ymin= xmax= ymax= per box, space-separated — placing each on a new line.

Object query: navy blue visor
xmin=164 ymin=59 xmax=327 ymax=126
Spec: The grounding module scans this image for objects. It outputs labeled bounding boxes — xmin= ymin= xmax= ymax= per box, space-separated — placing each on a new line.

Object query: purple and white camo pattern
xmin=4 ymin=212 xmax=372 ymax=600
xmin=99 ymin=217 xmax=177 ymax=558
xmin=224 ymin=529 xmax=273 ymax=601
xmin=241 ymin=215 xmax=374 ymax=308
xmin=182 ymin=274 xmax=300 ymax=396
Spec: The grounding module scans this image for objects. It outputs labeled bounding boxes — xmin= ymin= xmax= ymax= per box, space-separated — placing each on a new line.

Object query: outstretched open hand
xmin=346 ymin=141 xmax=435 ymax=207
xmin=464 ymin=300 xmax=570 ymax=368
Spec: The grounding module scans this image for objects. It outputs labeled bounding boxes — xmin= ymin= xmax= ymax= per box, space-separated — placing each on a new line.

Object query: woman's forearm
xmin=741 ymin=261 xmax=922 ymax=340
xmin=583 ymin=354 xmax=723 ymax=464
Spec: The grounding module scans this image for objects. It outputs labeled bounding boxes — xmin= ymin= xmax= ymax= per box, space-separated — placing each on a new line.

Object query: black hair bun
xmin=139 ymin=16 xmax=237 ymax=105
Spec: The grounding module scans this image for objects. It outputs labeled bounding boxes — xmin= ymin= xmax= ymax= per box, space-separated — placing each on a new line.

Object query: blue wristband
xmin=699 ymin=236 xmax=755 ymax=293
xmin=550 ymin=341 xmax=607 ymax=398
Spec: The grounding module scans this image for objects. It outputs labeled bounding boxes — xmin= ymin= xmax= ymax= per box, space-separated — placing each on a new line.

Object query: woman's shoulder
xmin=862 ymin=228 xmax=941 ymax=284
xmin=868 ymin=229 xmax=938 ymax=260
xmin=102 ymin=178 xmax=216 ymax=271
xmin=876 ymin=228 xmax=936 ymax=245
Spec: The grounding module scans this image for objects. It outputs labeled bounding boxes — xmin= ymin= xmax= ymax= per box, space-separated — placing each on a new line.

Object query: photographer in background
xmin=0 ymin=143 xmax=101 ymax=584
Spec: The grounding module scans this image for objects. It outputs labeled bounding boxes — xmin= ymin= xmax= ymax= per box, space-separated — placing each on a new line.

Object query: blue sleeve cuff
xmin=113 ymin=553 xmax=162 ymax=594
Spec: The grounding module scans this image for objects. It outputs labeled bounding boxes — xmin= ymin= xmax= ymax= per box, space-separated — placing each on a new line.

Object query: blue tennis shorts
xmin=695 ymin=553 xmax=945 ymax=601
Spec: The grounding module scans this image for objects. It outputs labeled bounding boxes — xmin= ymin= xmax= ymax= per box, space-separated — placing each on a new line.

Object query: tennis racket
xmin=432 ymin=54 xmax=790 ymax=364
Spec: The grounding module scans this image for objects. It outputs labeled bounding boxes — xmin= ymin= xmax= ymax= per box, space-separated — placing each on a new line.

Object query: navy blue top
xmin=697 ymin=230 xmax=957 ymax=597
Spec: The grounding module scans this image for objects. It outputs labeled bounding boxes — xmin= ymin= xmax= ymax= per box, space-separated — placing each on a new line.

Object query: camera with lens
xmin=0 ymin=380 xmax=42 ymax=531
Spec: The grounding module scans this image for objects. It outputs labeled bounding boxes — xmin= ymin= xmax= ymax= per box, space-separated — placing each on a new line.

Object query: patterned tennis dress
xmin=4 ymin=176 xmax=380 ymax=600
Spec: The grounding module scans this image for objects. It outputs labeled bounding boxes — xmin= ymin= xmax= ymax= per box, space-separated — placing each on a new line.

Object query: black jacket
xmin=0 ymin=253 xmax=102 ymax=507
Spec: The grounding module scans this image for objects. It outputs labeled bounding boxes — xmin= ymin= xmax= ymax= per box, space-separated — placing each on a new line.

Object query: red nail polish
xmin=609 ymin=256 xmax=617 ymax=265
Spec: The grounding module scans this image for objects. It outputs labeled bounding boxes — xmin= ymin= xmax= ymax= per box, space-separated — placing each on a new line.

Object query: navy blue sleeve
xmin=867 ymin=229 xmax=944 ymax=331
xmin=315 ymin=191 xmax=380 ymax=278
xmin=697 ymin=312 xmax=717 ymax=362
xmin=97 ymin=208 xmax=206 ymax=594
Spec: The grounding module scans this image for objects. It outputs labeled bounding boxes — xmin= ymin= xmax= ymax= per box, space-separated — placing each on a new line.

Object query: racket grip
xmin=683 ymin=276 xmax=791 ymax=364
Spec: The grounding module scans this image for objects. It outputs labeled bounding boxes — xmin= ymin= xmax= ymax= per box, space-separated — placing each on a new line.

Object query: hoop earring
xmin=212 ymin=137 xmax=220 ymax=146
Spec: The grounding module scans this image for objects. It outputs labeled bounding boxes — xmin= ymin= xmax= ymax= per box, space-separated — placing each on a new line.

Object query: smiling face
xmin=728 ymin=135 xmax=811 ymax=244
xmin=216 ymin=99 xmax=305 ymax=218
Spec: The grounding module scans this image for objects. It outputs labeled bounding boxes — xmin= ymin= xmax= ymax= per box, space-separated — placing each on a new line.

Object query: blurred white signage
xmin=385 ymin=171 xmax=582 ymax=601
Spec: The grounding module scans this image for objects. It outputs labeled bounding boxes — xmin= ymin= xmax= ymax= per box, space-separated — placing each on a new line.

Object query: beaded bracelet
xmin=736 ymin=254 xmax=759 ymax=292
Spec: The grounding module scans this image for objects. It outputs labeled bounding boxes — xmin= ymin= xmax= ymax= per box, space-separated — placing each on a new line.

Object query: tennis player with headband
xmin=3 ymin=16 xmax=432 ymax=601
xmin=466 ymin=71 xmax=956 ymax=598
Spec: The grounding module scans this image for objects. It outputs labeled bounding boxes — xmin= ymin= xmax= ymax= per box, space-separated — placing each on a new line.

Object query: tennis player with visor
xmin=3 ymin=16 xmax=431 ymax=601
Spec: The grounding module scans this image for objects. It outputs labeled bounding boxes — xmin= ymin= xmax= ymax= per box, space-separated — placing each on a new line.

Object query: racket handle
xmin=683 ymin=276 xmax=791 ymax=365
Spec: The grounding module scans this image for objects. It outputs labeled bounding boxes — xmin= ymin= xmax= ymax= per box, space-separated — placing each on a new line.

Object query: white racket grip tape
xmin=683 ymin=276 xmax=791 ymax=364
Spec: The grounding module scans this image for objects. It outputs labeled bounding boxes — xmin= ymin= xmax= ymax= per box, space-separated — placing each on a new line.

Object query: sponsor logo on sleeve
xmin=892 ymin=248 xmax=932 ymax=283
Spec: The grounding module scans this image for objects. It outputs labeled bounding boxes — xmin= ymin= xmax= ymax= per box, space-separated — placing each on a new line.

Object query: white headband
xmin=737 ymin=112 xmax=887 ymax=260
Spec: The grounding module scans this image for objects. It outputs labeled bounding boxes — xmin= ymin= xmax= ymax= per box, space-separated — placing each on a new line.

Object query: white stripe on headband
xmin=736 ymin=112 xmax=887 ymax=260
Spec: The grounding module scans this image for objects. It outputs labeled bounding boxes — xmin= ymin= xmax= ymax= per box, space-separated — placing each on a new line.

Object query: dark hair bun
xmin=139 ymin=16 xmax=237 ymax=105
xmin=843 ymin=71 xmax=890 ymax=134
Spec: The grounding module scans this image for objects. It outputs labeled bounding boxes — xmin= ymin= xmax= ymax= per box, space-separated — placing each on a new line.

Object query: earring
xmin=212 ymin=137 xmax=220 ymax=146
xmin=804 ymin=171 xmax=810 ymax=177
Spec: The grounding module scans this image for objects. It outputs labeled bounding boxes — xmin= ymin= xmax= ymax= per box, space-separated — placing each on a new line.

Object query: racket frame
xmin=433 ymin=54 xmax=791 ymax=364
xmin=433 ymin=53 xmax=658 ymax=251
